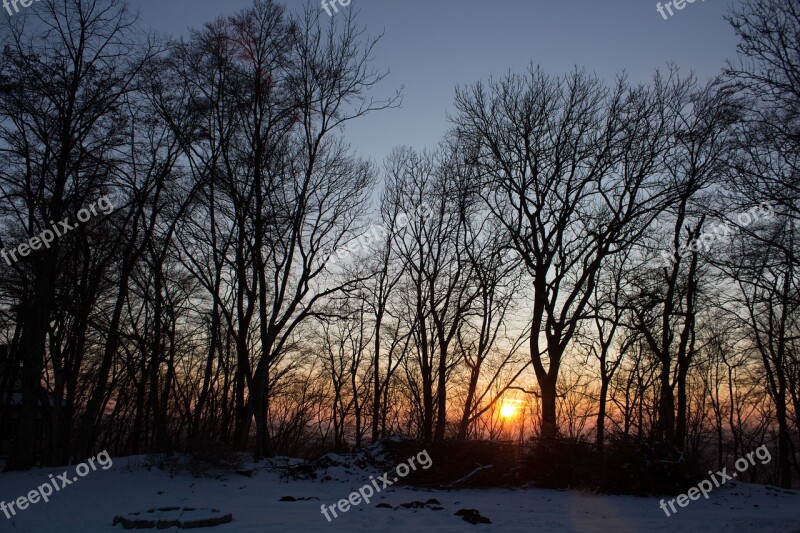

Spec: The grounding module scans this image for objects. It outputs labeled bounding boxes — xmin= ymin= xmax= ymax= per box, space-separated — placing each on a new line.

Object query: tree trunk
xmin=658 ymin=359 xmax=675 ymax=443
xmin=539 ymin=376 xmax=558 ymax=440
xmin=596 ymin=378 xmax=609 ymax=451
xmin=371 ymin=308 xmax=384 ymax=442
xmin=434 ymin=345 xmax=448 ymax=441
xmin=6 ymin=282 xmax=50 ymax=470
xmin=457 ymin=366 xmax=480 ymax=440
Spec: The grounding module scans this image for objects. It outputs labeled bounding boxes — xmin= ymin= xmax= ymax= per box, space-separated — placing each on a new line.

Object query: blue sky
xmin=133 ymin=0 xmax=741 ymax=166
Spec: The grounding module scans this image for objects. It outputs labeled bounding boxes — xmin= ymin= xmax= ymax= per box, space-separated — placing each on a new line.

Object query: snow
xmin=0 ymin=455 xmax=798 ymax=532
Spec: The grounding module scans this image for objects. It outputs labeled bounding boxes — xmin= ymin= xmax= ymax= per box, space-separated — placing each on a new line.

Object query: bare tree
xmin=0 ymin=0 xmax=152 ymax=469
xmin=723 ymin=0 xmax=800 ymax=487
xmin=452 ymin=67 xmax=675 ymax=439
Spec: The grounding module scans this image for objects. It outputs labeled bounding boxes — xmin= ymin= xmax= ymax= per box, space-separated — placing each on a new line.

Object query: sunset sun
xmin=499 ymin=401 xmax=520 ymax=419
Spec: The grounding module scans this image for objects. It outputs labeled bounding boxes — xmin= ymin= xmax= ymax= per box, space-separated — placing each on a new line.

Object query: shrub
xmin=525 ymin=435 xmax=704 ymax=495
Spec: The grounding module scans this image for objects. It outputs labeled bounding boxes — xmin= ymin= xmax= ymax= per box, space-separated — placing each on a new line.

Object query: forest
xmin=0 ymin=0 xmax=797 ymax=493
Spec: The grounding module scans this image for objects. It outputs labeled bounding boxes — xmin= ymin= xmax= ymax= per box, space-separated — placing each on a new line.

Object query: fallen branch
xmin=444 ymin=464 xmax=494 ymax=488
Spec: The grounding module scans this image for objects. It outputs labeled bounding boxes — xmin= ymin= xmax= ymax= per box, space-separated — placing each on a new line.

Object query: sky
xmin=131 ymin=0 xmax=741 ymax=166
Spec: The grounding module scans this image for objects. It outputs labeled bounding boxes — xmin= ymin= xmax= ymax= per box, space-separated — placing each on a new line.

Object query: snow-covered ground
xmin=0 ymin=454 xmax=798 ymax=532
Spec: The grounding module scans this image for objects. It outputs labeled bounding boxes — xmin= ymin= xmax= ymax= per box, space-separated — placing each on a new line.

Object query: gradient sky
xmin=132 ymin=0 xmax=741 ymax=166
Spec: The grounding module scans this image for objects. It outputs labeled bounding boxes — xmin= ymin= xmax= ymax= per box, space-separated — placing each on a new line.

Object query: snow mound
xmin=271 ymin=439 xmax=410 ymax=482
xmin=112 ymin=506 xmax=232 ymax=529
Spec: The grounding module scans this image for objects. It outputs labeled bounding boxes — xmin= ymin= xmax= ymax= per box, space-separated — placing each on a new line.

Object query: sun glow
xmin=499 ymin=400 xmax=520 ymax=419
